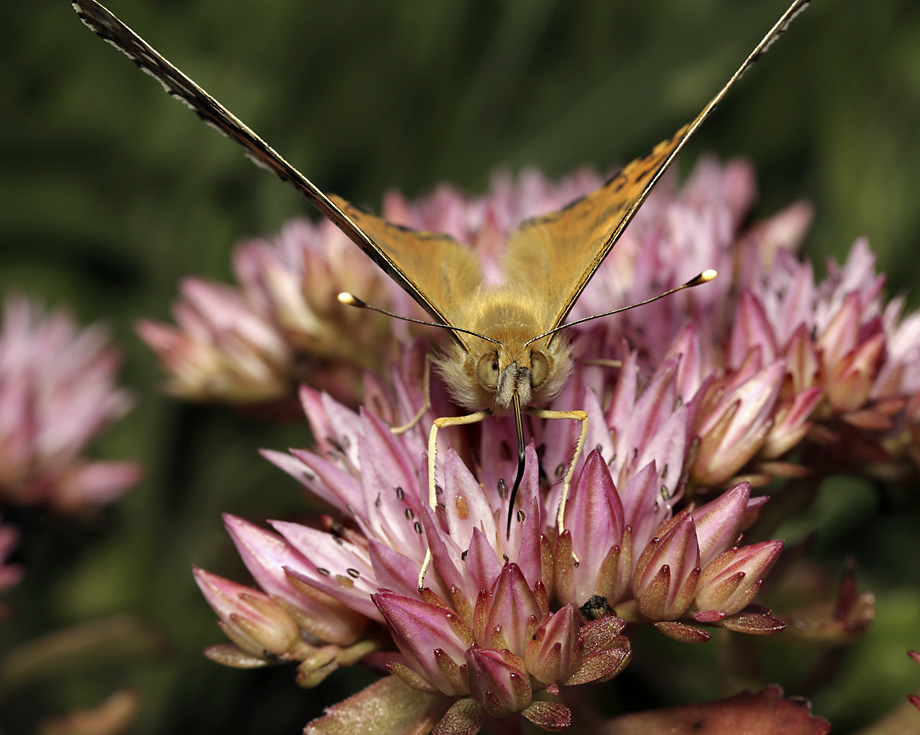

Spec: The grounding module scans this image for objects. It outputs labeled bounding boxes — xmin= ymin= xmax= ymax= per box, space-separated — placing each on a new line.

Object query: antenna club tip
xmin=337 ymin=292 xmax=362 ymax=307
xmin=684 ymin=270 xmax=718 ymax=288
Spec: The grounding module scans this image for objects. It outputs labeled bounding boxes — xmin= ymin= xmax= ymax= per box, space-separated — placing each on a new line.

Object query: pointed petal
xmin=563 ymin=451 xmax=624 ymax=603
xmin=374 ymin=592 xmax=473 ymax=696
xmin=729 ymin=293 xmax=779 ymax=368
xmin=441 ymin=449 xmax=497 ymax=547
xmin=691 ymin=483 xmax=750 ymax=567
xmin=696 ymin=540 xmax=783 ymax=615
xmin=193 ymin=568 xmax=300 ymax=657
xmin=271 ymin=521 xmax=381 ymax=620
xmin=486 ymin=564 xmax=541 ymax=657
xmin=368 ymin=540 xmax=426 ymax=598
xmin=465 ymin=648 xmax=532 ymax=716
xmin=464 ymin=528 xmax=504 ymax=594
xmin=525 ymin=604 xmax=581 ymax=685
xmin=633 ymin=514 xmax=700 ymax=620
xmin=224 ymin=515 xmax=367 ymax=645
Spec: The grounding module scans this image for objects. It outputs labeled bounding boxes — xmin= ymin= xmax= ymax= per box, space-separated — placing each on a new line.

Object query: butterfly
xmin=74 ymin=0 xmax=810 ymax=579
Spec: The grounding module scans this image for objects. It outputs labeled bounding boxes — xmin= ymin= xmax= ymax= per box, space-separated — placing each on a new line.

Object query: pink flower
xmin=194 ymin=567 xmax=303 ymax=662
xmin=197 ymin=335 xmax=786 ymax=730
xmin=555 ymin=452 xmax=781 ymax=638
xmin=695 ymin=540 xmax=783 ymax=616
xmin=188 ymin=159 xmax=920 ymax=730
xmin=137 ymin=280 xmax=290 ymax=404
xmin=718 ymin=239 xmax=920 ymax=478
xmin=692 ymin=357 xmax=785 ymax=486
xmin=0 ymin=297 xmax=141 ymax=511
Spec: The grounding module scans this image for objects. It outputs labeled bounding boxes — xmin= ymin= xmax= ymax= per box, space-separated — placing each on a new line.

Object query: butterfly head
xmin=438 ymin=330 xmax=572 ymax=415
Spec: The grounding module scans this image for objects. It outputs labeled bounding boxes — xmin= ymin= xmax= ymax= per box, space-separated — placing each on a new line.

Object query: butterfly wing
xmin=502 ymin=127 xmax=689 ymax=330
xmin=73 ymin=0 xmax=481 ymax=346
xmin=329 ymin=195 xmax=483 ymax=346
xmin=504 ymin=0 xmax=810 ymax=333
xmin=75 ymin=0 xmax=810 ymax=341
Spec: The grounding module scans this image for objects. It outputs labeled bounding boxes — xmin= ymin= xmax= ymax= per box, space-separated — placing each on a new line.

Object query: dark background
xmin=2 ymin=1 xmax=919 ymax=732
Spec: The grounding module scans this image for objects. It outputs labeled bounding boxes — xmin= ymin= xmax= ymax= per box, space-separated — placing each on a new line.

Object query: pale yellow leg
xmin=527 ymin=407 xmax=588 ymax=535
xmin=417 ymin=409 xmax=490 ymax=590
xmin=391 ymin=353 xmax=434 ymax=435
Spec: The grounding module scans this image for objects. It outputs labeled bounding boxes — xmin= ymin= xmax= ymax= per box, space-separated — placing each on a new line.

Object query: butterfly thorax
xmin=435 ymin=295 xmax=573 ymax=414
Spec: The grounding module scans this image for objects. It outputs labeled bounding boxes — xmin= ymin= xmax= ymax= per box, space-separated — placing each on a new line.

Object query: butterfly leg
xmin=391 ymin=353 xmax=435 ymax=435
xmin=417 ymin=409 xmax=490 ymax=590
xmin=527 ymin=407 xmax=588 ymax=535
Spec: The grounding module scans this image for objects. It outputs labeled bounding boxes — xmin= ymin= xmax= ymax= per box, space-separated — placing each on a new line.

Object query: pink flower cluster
xmin=191 ymin=160 xmax=920 ymax=732
xmin=0 ymin=298 xmax=141 ymax=512
xmin=137 ymin=218 xmax=405 ymax=409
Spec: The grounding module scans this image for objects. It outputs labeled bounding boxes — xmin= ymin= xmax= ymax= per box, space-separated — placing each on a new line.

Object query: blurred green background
xmin=3 ymin=0 xmax=920 ymax=733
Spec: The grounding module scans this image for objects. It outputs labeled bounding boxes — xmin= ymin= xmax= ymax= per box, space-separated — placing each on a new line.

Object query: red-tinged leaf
xmin=432 ymin=698 xmax=483 ymax=735
xmin=303 ymin=675 xmax=452 ymax=735
xmin=654 ymin=621 xmax=712 ymax=643
xmin=596 ymin=686 xmax=829 ymax=735
xmin=564 ymin=646 xmax=631 ymax=686
xmin=693 ymin=610 xmax=727 ymax=624
xmin=719 ymin=608 xmax=786 ymax=635
xmin=579 ymin=616 xmax=626 ymax=655
xmin=521 ymin=700 xmax=572 ymax=731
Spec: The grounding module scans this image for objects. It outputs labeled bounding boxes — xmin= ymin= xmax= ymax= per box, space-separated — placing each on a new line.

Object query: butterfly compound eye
xmin=530 ymin=350 xmax=548 ymax=388
xmin=477 ymin=352 xmax=500 ymax=390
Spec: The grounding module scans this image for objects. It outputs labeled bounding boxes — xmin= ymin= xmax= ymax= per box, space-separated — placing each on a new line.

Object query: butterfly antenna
xmin=524 ymin=269 xmax=717 ymax=346
xmin=507 ymin=393 xmax=526 ymax=539
xmin=338 ymin=293 xmax=500 ymax=345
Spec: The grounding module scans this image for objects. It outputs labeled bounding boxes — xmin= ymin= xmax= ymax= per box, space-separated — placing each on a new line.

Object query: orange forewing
xmin=503 ymin=126 xmax=690 ymax=332
xmin=328 ymin=195 xmax=482 ymax=347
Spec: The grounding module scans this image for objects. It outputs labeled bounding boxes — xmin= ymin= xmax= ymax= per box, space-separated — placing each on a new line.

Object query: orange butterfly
xmin=74 ymin=0 xmax=810 ymax=579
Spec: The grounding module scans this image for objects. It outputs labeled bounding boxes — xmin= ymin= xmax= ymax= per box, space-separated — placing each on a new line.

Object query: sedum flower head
xmin=198 ymin=339 xmax=783 ymax=730
xmin=189 ymin=159 xmax=920 ymax=730
xmin=0 ymin=297 xmax=141 ymax=512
